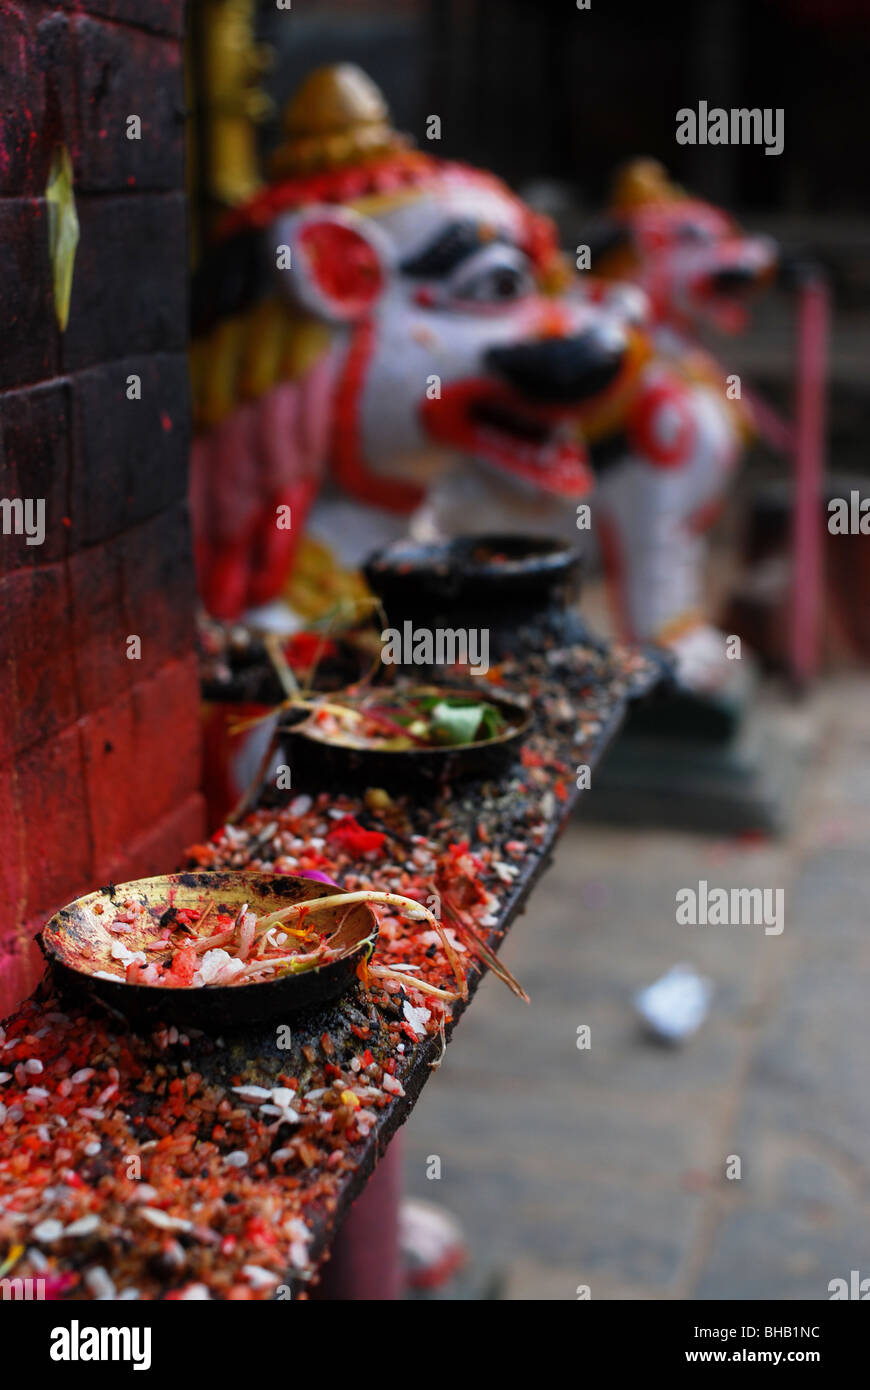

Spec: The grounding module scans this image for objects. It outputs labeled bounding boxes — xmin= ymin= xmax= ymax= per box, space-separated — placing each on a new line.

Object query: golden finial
xmin=610 ymin=158 xmax=686 ymax=212
xmin=269 ymin=63 xmax=410 ymax=178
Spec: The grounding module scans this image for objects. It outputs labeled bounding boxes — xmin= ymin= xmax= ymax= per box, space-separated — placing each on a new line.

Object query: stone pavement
xmin=403 ymin=675 xmax=870 ymax=1300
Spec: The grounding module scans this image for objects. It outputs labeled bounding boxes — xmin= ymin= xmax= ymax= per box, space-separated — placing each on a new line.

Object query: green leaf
xmin=477 ymin=702 xmax=506 ymax=739
xmin=428 ymin=701 xmax=486 ymax=746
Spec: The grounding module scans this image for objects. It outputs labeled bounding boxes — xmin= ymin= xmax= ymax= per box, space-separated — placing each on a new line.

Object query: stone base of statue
xmin=580 ymin=660 xmax=815 ymax=836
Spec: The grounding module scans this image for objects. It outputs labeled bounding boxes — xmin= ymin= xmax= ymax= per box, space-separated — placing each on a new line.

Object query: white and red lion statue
xmin=190 ymin=67 xmax=774 ymax=694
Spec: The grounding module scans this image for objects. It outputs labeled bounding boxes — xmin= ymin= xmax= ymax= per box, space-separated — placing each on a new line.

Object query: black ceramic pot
xmin=364 ymin=534 xmax=582 ymax=630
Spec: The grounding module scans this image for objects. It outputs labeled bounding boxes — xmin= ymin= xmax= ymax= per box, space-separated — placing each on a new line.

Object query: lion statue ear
xmin=271 ymin=204 xmax=395 ymax=323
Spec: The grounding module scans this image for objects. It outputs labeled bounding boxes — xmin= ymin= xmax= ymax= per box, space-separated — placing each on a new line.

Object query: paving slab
xmin=408 ymin=675 xmax=870 ymax=1300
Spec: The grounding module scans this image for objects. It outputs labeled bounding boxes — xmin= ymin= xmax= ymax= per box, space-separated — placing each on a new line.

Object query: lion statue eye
xmin=451 ymin=254 xmax=535 ymax=305
xmin=676 ymin=222 xmax=712 ymax=245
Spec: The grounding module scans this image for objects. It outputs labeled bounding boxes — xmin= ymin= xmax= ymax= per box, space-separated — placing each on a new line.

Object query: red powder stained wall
xmin=0 ymin=0 xmax=204 ymax=1015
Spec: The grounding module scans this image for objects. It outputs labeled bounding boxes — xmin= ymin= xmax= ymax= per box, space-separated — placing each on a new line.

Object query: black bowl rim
xmin=364 ymin=533 xmax=580 ymax=583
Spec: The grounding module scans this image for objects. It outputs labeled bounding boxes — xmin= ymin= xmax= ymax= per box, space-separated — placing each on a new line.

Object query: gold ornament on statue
xmin=269 ymin=63 xmax=411 ymax=179
xmin=610 ymin=158 xmax=686 ymax=211
xmin=190 ymin=0 xmax=274 ymax=213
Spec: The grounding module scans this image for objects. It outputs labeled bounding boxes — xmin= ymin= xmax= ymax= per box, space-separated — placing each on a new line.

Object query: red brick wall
xmin=0 ymin=0 xmax=204 ymax=1014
